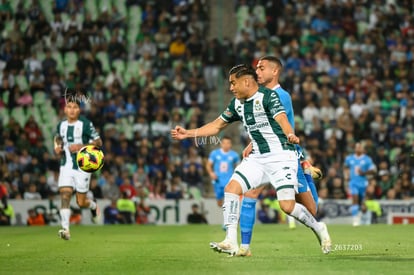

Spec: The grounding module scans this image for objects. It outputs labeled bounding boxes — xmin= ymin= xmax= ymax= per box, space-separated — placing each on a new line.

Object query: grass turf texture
xmin=1 ymin=224 xmax=413 ymax=275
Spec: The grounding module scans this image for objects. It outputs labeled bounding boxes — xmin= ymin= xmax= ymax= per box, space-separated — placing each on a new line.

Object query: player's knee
xmin=59 ymin=189 xmax=72 ymax=203
xmin=76 ymin=197 xmax=88 ymax=207
xmin=224 ymin=180 xmax=242 ymax=195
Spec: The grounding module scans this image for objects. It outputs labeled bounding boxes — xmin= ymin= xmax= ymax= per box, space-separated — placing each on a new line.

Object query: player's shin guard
xmin=304 ymin=173 xmax=319 ymax=206
xmin=289 ymin=203 xmax=321 ymax=232
xmin=223 ymin=192 xmax=240 ymax=243
xmin=59 ymin=208 xmax=71 ymax=230
xmin=240 ymin=197 xmax=257 ymax=248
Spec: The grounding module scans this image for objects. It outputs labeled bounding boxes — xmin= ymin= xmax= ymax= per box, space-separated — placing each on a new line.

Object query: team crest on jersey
xmin=254 ymin=100 xmax=262 ymax=111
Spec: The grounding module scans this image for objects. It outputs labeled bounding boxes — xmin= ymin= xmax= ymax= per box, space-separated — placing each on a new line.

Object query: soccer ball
xmin=76 ymin=145 xmax=104 ymax=173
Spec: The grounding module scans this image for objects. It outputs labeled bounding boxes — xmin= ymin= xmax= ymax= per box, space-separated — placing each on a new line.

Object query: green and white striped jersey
xmin=220 ymin=86 xmax=295 ymax=155
xmin=56 ymin=116 xmax=100 ymax=169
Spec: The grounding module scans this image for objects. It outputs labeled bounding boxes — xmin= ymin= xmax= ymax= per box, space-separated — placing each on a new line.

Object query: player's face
xmin=220 ymin=138 xmax=232 ymax=152
xmin=229 ymin=74 xmax=248 ymax=99
xmin=64 ymin=102 xmax=81 ymax=122
xmin=354 ymin=143 xmax=364 ymax=155
xmin=256 ymin=60 xmax=275 ymax=87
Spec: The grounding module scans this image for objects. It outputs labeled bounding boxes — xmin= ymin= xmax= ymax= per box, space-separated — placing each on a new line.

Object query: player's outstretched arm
xmin=274 ymin=113 xmax=300 ymax=144
xmin=68 ymin=138 xmax=103 ymax=153
xmin=171 ymin=117 xmax=228 ymax=140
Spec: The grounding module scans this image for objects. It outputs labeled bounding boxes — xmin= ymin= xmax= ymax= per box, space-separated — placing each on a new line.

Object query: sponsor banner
xmin=6 ymin=199 xmax=223 ymax=226
xmin=5 ymin=199 xmax=414 ymax=226
xmin=387 ymin=213 xmax=414 ymax=224
xmin=321 ymin=199 xmax=414 ymax=218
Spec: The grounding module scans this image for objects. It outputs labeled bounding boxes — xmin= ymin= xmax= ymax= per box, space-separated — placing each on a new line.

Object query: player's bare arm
xmin=171 ymin=117 xmax=228 ymax=140
xmin=205 ymin=160 xmax=217 ymax=180
xmin=274 ymin=113 xmax=300 ymax=144
xmin=69 ymin=138 xmax=103 ymax=153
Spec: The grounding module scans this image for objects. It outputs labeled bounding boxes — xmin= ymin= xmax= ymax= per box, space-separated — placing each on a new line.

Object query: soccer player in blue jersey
xmin=236 ymin=56 xmax=323 ymax=256
xmin=344 ymin=142 xmax=376 ymax=226
xmin=206 ymin=136 xmax=240 ymax=208
xmin=171 ymin=64 xmax=331 ymax=256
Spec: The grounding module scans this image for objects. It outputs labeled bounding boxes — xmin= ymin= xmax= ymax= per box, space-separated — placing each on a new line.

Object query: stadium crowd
xmin=0 ymin=0 xmax=414 ymax=224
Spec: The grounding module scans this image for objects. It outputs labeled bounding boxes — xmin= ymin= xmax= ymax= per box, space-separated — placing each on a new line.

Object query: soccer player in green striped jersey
xmin=54 ymin=95 xmax=102 ymax=240
xmin=171 ymin=64 xmax=331 ymax=256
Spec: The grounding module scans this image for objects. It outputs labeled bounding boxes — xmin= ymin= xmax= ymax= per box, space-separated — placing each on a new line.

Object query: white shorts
xmin=58 ymin=166 xmax=91 ymax=193
xmin=231 ymin=151 xmax=298 ymax=200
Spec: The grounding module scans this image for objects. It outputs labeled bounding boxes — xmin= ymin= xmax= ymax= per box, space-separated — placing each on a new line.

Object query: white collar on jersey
xmin=271 ymin=84 xmax=281 ymax=90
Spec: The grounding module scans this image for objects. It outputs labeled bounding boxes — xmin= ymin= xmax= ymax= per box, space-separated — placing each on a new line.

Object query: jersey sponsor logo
xmin=248 ymin=121 xmax=269 ymax=131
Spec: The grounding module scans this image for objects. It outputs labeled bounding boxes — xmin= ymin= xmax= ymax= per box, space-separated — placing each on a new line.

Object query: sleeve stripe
xmin=272 ymin=110 xmax=286 ymax=119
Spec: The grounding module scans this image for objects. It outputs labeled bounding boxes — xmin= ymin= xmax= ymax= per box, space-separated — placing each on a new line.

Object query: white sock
xmin=289 ymin=203 xmax=321 ymax=232
xmin=60 ymin=208 xmax=71 ymax=231
xmin=223 ymin=192 xmax=240 ymax=244
xmin=89 ymin=200 xmax=97 ymax=210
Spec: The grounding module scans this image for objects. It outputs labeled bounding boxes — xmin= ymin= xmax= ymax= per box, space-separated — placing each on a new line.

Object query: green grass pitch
xmin=1 ymin=224 xmax=413 ymax=275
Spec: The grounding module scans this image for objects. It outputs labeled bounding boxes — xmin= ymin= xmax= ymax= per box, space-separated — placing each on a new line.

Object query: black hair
xmin=64 ymin=88 xmax=82 ymax=106
xmin=229 ymin=64 xmax=258 ymax=82
xmin=259 ymin=56 xmax=283 ymax=69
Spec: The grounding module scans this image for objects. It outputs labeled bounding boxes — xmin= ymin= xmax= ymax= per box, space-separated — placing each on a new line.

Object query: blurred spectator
xmin=102 ymin=174 xmax=121 ymax=201
xmin=23 ymin=183 xmax=42 ymax=200
xmin=104 ymin=199 xmax=121 ymax=224
xmin=116 ymin=191 xmax=136 ymax=224
xmin=0 ymin=206 xmax=12 ymax=225
xmin=27 ymin=208 xmax=46 ymax=226
xmin=119 ymin=175 xmax=137 ymax=200
xmin=90 ymin=177 xmax=103 ymax=199
xmin=257 ymin=202 xmax=278 ymax=224
xmin=36 ymin=174 xmax=51 ymax=199
xmin=46 ymin=169 xmax=59 ymax=196
xmin=183 ymin=79 xmax=205 ymax=110
xmin=69 ymin=208 xmax=82 ymax=225
xmin=165 ymin=175 xmax=185 ymax=200
xmin=187 ymin=203 xmax=208 ymax=224
xmin=135 ymin=193 xmax=151 ymax=225
xmin=169 ymin=34 xmax=187 ymax=60
xmin=24 ymin=116 xmax=43 ymax=146
xmin=182 ymin=162 xmax=203 ymax=199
